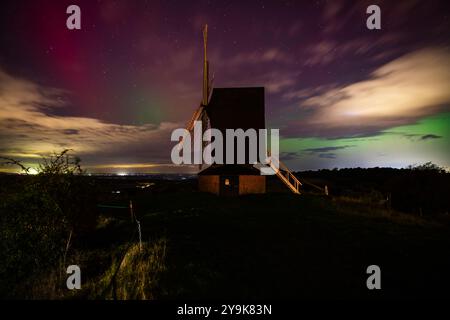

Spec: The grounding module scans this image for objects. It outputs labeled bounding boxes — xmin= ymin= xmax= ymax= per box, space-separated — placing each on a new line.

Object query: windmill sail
xmin=183 ymin=25 xmax=211 ymax=139
xmin=202 ymin=25 xmax=209 ymax=106
xmin=179 ymin=25 xmax=211 ymax=170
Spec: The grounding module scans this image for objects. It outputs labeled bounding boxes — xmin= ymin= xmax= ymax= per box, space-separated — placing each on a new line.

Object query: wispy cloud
xmin=393 ymin=132 xmax=444 ymax=141
xmin=421 ymin=134 xmax=442 ymax=140
xmin=0 ymin=67 xmax=181 ymax=171
xmin=303 ymin=145 xmax=355 ymax=153
xmin=318 ymin=153 xmax=337 ymax=159
xmin=302 ymin=145 xmax=354 ymax=159
xmin=302 ymin=35 xmax=402 ymax=67
xmin=227 ymin=48 xmax=294 ymax=66
xmin=284 ymin=47 xmax=450 ymax=138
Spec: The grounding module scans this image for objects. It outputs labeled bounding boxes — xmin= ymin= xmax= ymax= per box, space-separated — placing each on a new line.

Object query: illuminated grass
xmin=86 ymin=239 xmax=167 ymax=300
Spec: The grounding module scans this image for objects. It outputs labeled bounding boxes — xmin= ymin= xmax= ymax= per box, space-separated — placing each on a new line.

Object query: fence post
xmin=129 ymin=200 xmax=134 ymax=222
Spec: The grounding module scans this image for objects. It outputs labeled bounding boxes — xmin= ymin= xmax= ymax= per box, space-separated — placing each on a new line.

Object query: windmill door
xmin=220 ymin=175 xmax=239 ymax=196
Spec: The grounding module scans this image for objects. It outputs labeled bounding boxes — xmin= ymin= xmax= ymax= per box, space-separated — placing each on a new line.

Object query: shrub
xmin=0 ymin=150 xmax=97 ymax=297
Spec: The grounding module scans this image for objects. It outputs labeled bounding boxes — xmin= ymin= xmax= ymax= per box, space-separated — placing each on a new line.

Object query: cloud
xmin=303 ymin=41 xmax=338 ymax=66
xmin=421 ymin=134 xmax=442 ymax=140
xmin=283 ymin=84 xmax=339 ymax=100
xmin=303 ymin=145 xmax=354 ymax=153
xmin=265 ymin=77 xmax=296 ymax=94
xmin=322 ymin=1 xmax=343 ymax=21
xmin=393 ymin=132 xmax=444 ymax=141
xmin=281 ymin=145 xmax=354 ymax=161
xmin=318 ymin=153 xmax=337 ymax=159
xmin=0 ymin=67 xmax=182 ymax=171
xmin=63 ymin=129 xmax=80 ymax=135
xmin=280 ymin=151 xmax=299 ymax=161
xmin=227 ymin=48 xmax=294 ymax=67
xmin=214 ymin=62 xmax=299 ymax=94
xmin=302 ymin=145 xmax=354 ymax=159
xmin=281 ymin=144 xmax=354 ymax=161
xmin=303 ymin=35 xmax=402 ymax=67
xmin=285 ymin=47 xmax=450 ymax=138
xmin=208 ymin=47 xmax=300 ymax=94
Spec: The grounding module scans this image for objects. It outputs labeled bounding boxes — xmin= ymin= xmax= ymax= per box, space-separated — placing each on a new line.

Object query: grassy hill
xmin=1 ymin=155 xmax=450 ymax=300
xmin=9 ymin=184 xmax=448 ymax=300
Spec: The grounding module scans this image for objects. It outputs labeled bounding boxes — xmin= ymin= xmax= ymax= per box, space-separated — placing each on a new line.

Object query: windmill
xmin=182 ymin=25 xmax=303 ymax=196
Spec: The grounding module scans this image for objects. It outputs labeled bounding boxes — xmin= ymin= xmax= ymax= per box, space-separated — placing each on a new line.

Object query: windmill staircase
xmin=268 ymin=156 xmax=302 ymax=194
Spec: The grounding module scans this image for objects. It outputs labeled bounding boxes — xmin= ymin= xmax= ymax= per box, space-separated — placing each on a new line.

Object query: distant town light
xmin=117 ymin=172 xmax=128 ymax=176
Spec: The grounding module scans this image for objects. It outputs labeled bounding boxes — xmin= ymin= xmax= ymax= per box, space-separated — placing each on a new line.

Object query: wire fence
xmin=97 ymin=200 xmax=142 ymax=252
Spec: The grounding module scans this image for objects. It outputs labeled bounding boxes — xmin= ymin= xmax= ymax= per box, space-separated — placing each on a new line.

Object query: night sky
xmin=0 ymin=0 xmax=449 ymax=174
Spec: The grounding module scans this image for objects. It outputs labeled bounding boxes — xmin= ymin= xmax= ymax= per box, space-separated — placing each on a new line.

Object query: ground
xmin=59 ymin=184 xmax=450 ymax=300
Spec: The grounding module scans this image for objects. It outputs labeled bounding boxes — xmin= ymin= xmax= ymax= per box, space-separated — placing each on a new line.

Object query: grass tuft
xmin=87 ymin=238 xmax=167 ymax=300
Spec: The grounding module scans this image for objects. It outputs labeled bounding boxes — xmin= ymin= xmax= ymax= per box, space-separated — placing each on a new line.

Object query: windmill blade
xmin=207 ymin=72 xmax=215 ymax=104
xmin=179 ymin=25 xmax=211 ymax=157
xmin=178 ymin=104 xmax=206 ymax=150
xmin=186 ymin=104 xmax=205 ymax=132
xmin=199 ymin=108 xmax=211 ymax=170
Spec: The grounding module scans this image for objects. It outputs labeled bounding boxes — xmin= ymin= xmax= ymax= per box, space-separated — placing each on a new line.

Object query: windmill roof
xmin=198 ymin=164 xmax=262 ymax=175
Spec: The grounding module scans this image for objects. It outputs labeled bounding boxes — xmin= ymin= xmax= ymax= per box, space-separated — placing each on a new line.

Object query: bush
xmin=0 ymin=150 xmax=98 ymax=297
xmin=0 ymin=189 xmax=68 ymax=294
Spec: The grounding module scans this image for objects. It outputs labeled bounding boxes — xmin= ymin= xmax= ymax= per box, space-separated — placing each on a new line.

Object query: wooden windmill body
xmin=183 ymin=25 xmax=302 ymax=196
xmin=199 ymin=86 xmax=267 ymax=196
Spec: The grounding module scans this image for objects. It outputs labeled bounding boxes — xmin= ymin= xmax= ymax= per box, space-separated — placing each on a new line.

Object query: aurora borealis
xmin=0 ymin=0 xmax=449 ymax=173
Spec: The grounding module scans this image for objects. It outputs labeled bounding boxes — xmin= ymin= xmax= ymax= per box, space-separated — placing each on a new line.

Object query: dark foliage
xmin=298 ymin=163 xmax=450 ymax=216
xmin=0 ymin=151 xmax=98 ymax=297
